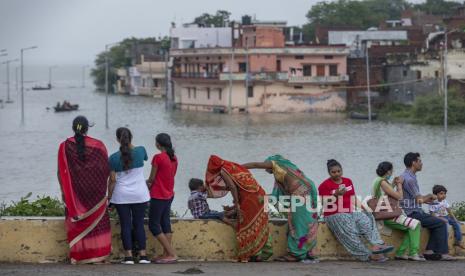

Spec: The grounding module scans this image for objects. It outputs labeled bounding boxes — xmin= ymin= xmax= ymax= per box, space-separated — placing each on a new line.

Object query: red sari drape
xmin=205 ymin=155 xmax=270 ymax=261
xmin=58 ymin=136 xmax=111 ymax=264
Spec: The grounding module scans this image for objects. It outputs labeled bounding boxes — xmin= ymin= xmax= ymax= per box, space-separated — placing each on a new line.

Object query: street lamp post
xmin=228 ymin=47 xmax=235 ymax=114
xmin=20 ymin=46 xmax=38 ymax=125
xmin=105 ymin=42 xmax=120 ymax=129
xmin=82 ymin=65 xmax=88 ymax=88
xmin=15 ymin=67 xmax=18 ymax=92
xmin=2 ymin=58 xmax=19 ymax=103
xmin=444 ymin=31 xmax=448 ymax=146
xmin=245 ymin=38 xmax=249 ymax=114
xmin=48 ymin=65 xmax=57 ymax=88
xmin=365 ymin=41 xmax=372 ymax=122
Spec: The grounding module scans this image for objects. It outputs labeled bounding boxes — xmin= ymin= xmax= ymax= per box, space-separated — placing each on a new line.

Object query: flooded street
xmin=1 ymin=71 xmax=465 ymax=214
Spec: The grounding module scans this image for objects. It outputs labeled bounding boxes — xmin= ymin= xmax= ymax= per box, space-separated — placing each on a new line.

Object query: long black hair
xmin=156 ymin=133 xmax=175 ymax=161
xmin=327 ymin=159 xmax=342 ymax=172
xmin=116 ymin=127 xmax=133 ymax=171
xmin=376 ymin=161 xmax=393 ymax=177
xmin=72 ymin=116 xmax=89 ymax=161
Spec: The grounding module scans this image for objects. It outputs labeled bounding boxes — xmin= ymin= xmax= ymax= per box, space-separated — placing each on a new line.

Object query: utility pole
xmin=228 ymin=47 xmax=235 ymax=114
xmin=2 ymin=59 xmax=19 ymax=103
xmin=104 ymin=42 xmax=120 ymax=129
xmin=365 ymin=41 xmax=372 ymax=122
xmin=20 ymin=46 xmax=38 ymax=125
xmin=82 ymin=65 xmax=88 ymax=88
xmin=444 ymin=31 xmax=449 ymax=146
xmin=15 ymin=67 xmax=18 ymax=92
xmin=245 ymin=38 xmax=249 ymax=114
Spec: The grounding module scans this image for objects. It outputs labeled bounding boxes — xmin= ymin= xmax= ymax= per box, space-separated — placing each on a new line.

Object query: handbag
xmin=368 ymin=178 xmax=402 ymax=220
xmin=367 ymin=196 xmax=402 ymax=220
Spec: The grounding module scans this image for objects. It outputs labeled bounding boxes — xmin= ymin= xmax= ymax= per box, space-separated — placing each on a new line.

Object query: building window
xmin=303 ymin=65 xmax=312 ymax=76
xmin=403 ymin=69 xmax=408 ymax=77
xmin=153 ymin=79 xmax=158 ymax=87
xmin=317 ymin=65 xmax=325 ymax=76
xmin=324 ymin=55 xmax=333 ymax=59
xmin=207 ymin=88 xmax=210 ymax=99
xmin=329 ymin=65 xmax=338 ymax=76
xmin=188 ymin=87 xmax=191 ymax=99
xmin=142 ymin=79 xmax=146 ymax=87
xmin=295 ymin=55 xmax=304 ymax=60
xmin=247 ymin=86 xmax=254 ymax=98
xmin=193 ymin=87 xmax=197 ymax=99
xmin=435 ymin=71 xmax=439 ymax=78
xmin=239 ymin=62 xmax=247 ymax=73
xmin=294 ymin=86 xmax=303 ymax=89
xmin=218 ymin=88 xmax=222 ymax=100
xmin=277 ymin=60 xmax=281 ymax=71
xmin=417 ymin=71 xmax=422 ymax=80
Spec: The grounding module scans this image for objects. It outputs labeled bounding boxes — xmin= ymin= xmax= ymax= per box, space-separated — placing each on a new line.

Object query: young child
xmin=187 ymin=178 xmax=236 ymax=226
xmin=430 ymin=185 xmax=465 ymax=249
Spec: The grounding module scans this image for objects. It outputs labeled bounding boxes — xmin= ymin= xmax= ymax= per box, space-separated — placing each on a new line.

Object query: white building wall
xmin=170 ymin=26 xmax=232 ymax=49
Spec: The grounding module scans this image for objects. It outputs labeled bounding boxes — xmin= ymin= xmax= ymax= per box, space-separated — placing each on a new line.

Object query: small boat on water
xmin=32 ymin=84 xmax=52 ymax=91
xmin=54 ymin=104 xmax=79 ymax=112
xmin=349 ymin=111 xmax=378 ymax=120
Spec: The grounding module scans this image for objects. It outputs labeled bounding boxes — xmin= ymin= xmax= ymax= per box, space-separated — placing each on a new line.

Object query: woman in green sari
xmin=242 ymin=155 xmax=318 ymax=262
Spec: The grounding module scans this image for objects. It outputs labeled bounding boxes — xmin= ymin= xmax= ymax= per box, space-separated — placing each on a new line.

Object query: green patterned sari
xmin=265 ymin=155 xmax=318 ymax=260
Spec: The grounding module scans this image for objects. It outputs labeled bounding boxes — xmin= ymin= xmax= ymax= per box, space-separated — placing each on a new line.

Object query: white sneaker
xmin=409 ymin=254 xmax=426 ymax=261
xmin=394 ymin=255 xmax=409 ymax=260
xmin=121 ymin=257 xmax=135 ymax=264
xmin=138 ymin=256 xmax=151 ymax=264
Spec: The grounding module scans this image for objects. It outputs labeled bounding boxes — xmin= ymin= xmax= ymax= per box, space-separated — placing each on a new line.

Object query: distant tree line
xmin=91 ymin=37 xmax=170 ymax=90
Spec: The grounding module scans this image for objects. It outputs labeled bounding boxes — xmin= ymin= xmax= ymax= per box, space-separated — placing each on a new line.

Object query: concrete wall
xmin=173 ymin=81 xmax=346 ymax=113
xmin=0 ymin=217 xmax=463 ymax=263
xmin=387 ymin=65 xmax=440 ymax=104
xmin=170 ymin=26 xmax=232 ymax=49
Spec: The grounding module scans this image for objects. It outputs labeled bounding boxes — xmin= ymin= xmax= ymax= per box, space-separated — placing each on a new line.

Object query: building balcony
xmin=288 ymin=75 xmax=349 ymax=84
xmin=218 ymin=72 xmax=289 ymax=81
xmin=172 ymin=72 xmax=219 ymax=79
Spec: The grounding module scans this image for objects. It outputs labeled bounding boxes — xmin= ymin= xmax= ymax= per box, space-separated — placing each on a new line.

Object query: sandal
xmin=372 ymin=245 xmax=394 ymax=254
xmin=274 ymin=255 xmax=299 ymax=262
xmin=423 ymin=253 xmax=441 ymax=261
xmin=370 ymin=255 xmax=388 ymax=263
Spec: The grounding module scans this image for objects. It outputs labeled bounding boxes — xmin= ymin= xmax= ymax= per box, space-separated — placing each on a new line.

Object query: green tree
xmin=304 ymin=0 xmax=411 ymax=42
xmin=193 ymin=10 xmax=231 ymax=27
xmin=414 ymin=0 xmax=463 ymax=17
xmin=91 ymin=37 xmax=170 ymax=90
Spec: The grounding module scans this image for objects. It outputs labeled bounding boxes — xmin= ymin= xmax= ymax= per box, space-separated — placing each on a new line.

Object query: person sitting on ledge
xmin=187 ymin=178 xmax=236 ymax=227
xmin=318 ymin=159 xmax=394 ymax=262
xmin=400 ymin=152 xmax=455 ymax=261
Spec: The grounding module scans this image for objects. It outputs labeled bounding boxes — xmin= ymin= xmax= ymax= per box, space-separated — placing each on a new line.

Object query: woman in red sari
xmin=57 ymin=116 xmax=111 ymax=264
xmin=205 ymin=155 xmax=273 ymax=262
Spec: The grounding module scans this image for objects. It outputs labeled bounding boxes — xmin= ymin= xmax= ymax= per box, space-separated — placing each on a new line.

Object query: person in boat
xmin=57 ymin=116 xmax=111 ymax=264
xmin=62 ymin=101 xmax=72 ymax=109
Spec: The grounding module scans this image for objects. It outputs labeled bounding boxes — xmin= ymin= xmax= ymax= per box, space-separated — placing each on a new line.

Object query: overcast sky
xmin=0 ymin=0 xmax=434 ymax=66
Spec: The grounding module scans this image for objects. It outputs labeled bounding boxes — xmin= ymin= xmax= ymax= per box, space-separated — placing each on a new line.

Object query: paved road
xmin=1 ymin=261 xmax=465 ymax=276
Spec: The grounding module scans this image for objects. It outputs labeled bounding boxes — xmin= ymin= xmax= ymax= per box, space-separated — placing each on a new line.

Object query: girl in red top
xmin=147 ymin=133 xmax=178 ymax=263
xmin=318 ymin=159 xmax=393 ymax=262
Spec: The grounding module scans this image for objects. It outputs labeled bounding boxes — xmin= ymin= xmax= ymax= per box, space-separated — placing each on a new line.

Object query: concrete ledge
xmin=0 ymin=217 xmax=463 ymax=263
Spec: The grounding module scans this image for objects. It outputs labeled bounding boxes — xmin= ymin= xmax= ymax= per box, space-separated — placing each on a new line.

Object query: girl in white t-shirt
xmin=108 ymin=127 xmax=150 ymax=264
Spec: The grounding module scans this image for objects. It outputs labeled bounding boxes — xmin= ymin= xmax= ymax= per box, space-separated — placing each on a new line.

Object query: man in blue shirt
xmin=401 ymin=152 xmax=453 ymax=261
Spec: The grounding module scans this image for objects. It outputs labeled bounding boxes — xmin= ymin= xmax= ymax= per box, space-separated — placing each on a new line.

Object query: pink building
xmin=171 ymin=23 xmax=350 ymax=113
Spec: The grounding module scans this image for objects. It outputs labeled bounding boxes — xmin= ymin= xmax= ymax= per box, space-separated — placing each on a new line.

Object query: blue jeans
xmin=444 ymin=215 xmax=462 ymax=243
xmin=199 ymin=210 xmax=224 ymax=220
xmin=409 ymin=211 xmax=449 ymax=254
xmin=114 ymin=202 xmax=148 ymax=251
